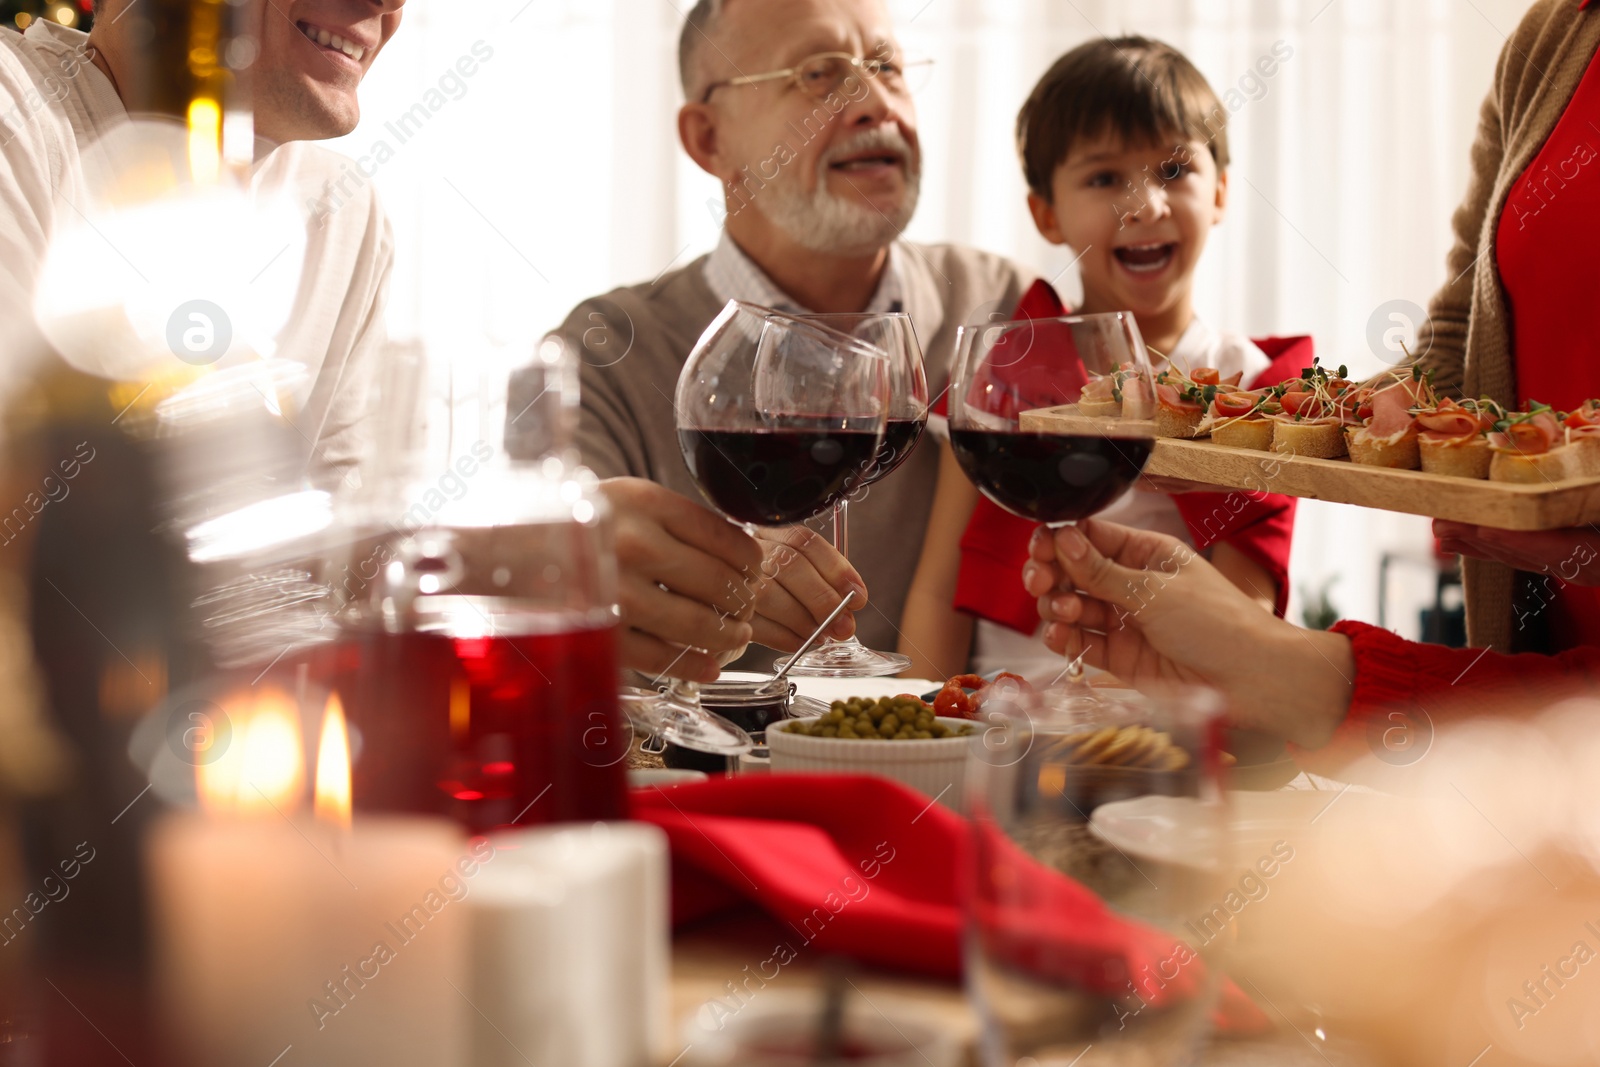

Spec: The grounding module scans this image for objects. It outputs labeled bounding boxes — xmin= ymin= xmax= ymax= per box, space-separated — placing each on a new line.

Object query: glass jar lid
xmin=700 ymin=671 xmax=794 ymax=709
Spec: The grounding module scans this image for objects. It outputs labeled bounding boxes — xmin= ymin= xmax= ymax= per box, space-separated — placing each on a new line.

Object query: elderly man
xmin=551 ymin=0 xmax=1030 ymax=680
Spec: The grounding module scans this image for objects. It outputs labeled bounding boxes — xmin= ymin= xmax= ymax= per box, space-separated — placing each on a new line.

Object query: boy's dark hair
xmin=1017 ymin=36 xmax=1228 ymax=200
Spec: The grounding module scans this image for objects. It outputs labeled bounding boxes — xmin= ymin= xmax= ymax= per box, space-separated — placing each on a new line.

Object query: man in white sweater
xmin=1 ymin=0 xmax=406 ymax=477
xmin=0 ymin=0 xmax=407 ymax=974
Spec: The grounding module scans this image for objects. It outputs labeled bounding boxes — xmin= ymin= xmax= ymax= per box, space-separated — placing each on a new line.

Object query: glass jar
xmin=321 ymin=338 xmax=628 ymax=834
xmin=661 ymin=671 xmax=795 ymax=774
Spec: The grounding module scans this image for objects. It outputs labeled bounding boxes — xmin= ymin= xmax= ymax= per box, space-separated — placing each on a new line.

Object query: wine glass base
xmin=772 ymin=639 xmax=912 ymax=679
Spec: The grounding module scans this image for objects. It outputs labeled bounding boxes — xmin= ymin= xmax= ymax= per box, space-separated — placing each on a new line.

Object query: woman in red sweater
xmin=1409 ymin=0 xmax=1600 ymax=651
xmin=1024 ymin=521 xmax=1599 ymax=775
xmin=1023 ymin=1 xmax=1600 ymax=734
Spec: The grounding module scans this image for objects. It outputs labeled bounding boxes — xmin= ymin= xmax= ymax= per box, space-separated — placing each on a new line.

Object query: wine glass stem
xmin=832 ymin=498 xmax=851 ymax=560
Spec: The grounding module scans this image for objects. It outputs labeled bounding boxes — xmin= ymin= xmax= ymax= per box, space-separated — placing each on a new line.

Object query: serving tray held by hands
xmin=1019 ymin=404 xmax=1600 ymax=531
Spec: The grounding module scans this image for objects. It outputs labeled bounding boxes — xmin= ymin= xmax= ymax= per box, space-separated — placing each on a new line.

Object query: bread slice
xmin=1489 ymin=447 xmax=1574 ymax=484
xmin=1570 ymin=434 xmax=1600 ymax=477
xmin=1210 ymin=418 xmax=1274 ymax=451
xmin=1271 ymin=420 xmax=1347 ymax=459
xmin=1346 ymin=425 xmax=1420 ymax=469
xmin=1418 ymin=435 xmax=1491 ymax=479
xmin=1154 ymin=405 xmax=1205 ymax=439
xmin=1078 ymin=397 xmax=1123 ymax=418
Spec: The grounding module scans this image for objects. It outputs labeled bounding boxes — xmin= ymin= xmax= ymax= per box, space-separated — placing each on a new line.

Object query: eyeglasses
xmin=700 ymin=51 xmax=934 ymax=105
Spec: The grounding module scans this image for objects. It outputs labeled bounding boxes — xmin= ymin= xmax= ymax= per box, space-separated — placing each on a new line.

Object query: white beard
xmin=755 ymin=135 xmax=922 ymax=257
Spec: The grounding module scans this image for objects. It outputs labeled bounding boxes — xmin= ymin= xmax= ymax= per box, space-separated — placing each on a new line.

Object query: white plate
xmin=1089 ymin=790 xmax=1401 ymax=869
xmin=1089 ymin=795 xmax=1227 ymax=870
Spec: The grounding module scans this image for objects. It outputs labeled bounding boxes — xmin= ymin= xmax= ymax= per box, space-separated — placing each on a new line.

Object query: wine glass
xmin=948 ymin=313 xmax=1153 ymax=693
xmin=966 ymin=683 xmax=1229 ymax=1066
xmin=773 ymin=312 xmax=928 ymax=678
xmin=948 ymin=311 xmax=1154 ymax=526
xmin=622 ymin=301 xmax=890 ymax=756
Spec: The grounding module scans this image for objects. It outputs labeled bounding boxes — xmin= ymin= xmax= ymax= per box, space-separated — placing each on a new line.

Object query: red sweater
xmin=1497 ymin=20 xmax=1600 ymax=651
xmin=1292 ymin=620 xmax=1600 ymax=774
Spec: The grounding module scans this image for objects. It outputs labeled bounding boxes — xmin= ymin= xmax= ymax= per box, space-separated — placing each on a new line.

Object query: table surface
xmin=667 ymin=677 xmax=1373 ymax=1065
xmin=669 ymin=910 xmax=1374 ymax=1067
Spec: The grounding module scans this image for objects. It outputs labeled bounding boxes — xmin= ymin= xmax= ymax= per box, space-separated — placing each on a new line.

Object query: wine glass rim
xmin=718 ymin=299 xmax=891 ymax=361
xmin=793 ymin=310 xmax=914 ymax=323
xmin=954 ymin=310 xmax=1137 ymax=338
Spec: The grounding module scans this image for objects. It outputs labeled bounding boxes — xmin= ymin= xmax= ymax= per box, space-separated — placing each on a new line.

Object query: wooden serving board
xmin=1019 ymin=404 xmax=1600 ymax=531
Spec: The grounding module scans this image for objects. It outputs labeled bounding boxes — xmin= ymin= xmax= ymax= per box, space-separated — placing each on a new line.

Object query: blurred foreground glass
xmin=318 ymin=337 xmax=628 ymax=834
xmin=966 ymin=685 xmax=1228 ymax=1067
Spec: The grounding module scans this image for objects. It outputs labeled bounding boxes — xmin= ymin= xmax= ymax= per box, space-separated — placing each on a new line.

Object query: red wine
xmin=679 ymin=426 xmax=882 ymax=525
xmin=949 ymin=430 xmax=1153 ymax=523
xmin=325 ymin=604 xmax=628 ymax=834
xmin=861 ymin=417 xmax=925 ymax=487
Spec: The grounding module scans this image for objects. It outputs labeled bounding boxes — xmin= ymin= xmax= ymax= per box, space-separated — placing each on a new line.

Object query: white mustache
xmin=820 ymin=127 xmax=919 ymax=171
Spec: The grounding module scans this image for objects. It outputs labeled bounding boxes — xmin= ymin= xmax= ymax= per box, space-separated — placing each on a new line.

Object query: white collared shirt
xmin=703 ymin=230 xmax=906 ymax=315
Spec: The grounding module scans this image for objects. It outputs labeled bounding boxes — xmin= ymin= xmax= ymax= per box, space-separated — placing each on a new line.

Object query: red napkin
xmin=631 ymin=774 xmax=1269 ymax=1032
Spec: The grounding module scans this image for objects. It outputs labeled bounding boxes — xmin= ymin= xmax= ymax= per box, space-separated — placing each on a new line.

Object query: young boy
xmin=899 ymin=36 xmax=1303 ymax=683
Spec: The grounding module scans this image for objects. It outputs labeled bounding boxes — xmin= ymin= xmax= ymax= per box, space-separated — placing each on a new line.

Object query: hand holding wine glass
xmin=620 ymin=301 xmax=889 ymax=756
xmin=600 ymin=476 xmax=766 ymax=683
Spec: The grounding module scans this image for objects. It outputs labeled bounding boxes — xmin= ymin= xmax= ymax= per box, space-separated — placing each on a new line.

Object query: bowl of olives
xmin=765 ymin=696 xmax=977 ymax=813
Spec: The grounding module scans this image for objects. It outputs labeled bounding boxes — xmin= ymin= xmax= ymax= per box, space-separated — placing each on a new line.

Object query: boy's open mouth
xmin=1114 ymin=242 xmax=1176 ymax=274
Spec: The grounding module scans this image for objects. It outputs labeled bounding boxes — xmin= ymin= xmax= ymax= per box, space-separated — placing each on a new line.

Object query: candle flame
xmin=196 ymin=688 xmax=304 ymax=816
xmin=187 ymin=97 xmax=221 ymax=184
xmin=314 ymin=694 xmax=353 ymax=829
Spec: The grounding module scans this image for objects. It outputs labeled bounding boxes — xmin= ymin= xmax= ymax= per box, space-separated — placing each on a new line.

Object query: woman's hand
xmin=1434 ymin=521 xmax=1600 ymax=585
xmin=1022 ymin=520 xmax=1353 ymax=747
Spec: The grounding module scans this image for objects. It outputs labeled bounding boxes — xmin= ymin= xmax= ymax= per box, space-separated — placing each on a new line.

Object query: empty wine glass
xmin=621 ymin=301 xmax=890 ymax=756
xmin=774 ymin=312 xmax=928 ymax=678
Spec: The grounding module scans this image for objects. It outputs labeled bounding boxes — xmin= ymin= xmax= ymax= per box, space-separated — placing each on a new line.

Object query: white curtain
xmin=329 ymin=0 xmax=1538 ymax=637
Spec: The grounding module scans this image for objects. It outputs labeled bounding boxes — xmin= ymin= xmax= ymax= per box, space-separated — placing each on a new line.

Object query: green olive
xmin=783 ymin=698 xmax=972 ymax=740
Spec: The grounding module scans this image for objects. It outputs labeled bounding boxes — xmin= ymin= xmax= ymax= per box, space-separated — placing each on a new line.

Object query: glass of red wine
xmin=774 ymin=312 xmax=928 ymax=678
xmin=949 ymin=312 xmax=1153 ymax=693
xmin=948 ymin=311 xmax=1154 ymax=527
xmin=623 ymin=301 xmax=890 ymax=755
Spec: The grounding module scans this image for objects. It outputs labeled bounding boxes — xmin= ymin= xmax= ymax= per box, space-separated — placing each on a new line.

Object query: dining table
xmin=652 ymin=676 xmax=1386 ymax=1067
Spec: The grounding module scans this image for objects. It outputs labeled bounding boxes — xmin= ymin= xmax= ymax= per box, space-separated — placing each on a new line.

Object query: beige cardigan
xmin=1417 ymin=0 xmax=1600 ymax=652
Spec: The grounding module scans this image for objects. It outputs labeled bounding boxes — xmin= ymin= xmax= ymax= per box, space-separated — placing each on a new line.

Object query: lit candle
xmin=149 ymin=690 xmax=473 ymax=1066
